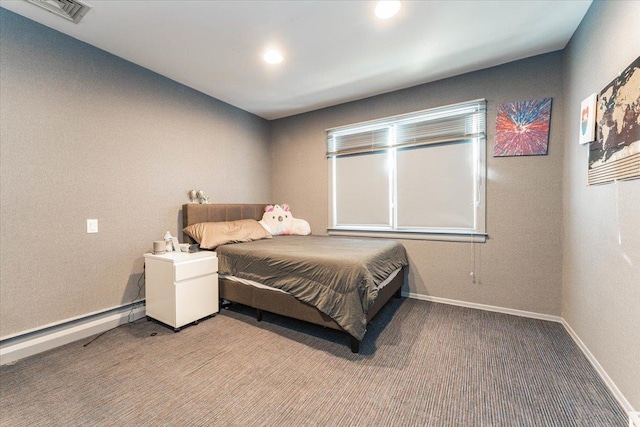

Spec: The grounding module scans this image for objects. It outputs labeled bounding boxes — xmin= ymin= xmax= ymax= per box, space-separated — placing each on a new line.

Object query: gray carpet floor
xmin=0 ymin=299 xmax=627 ymax=426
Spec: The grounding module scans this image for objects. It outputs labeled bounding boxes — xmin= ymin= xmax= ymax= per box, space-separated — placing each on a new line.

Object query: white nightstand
xmin=144 ymin=251 xmax=219 ymax=331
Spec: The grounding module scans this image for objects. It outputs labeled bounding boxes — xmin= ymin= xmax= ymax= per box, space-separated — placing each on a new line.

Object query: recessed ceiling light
xmin=263 ymin=49 xmax=283 ymax=64
xmin=375 ymin=0 xmax=401 ymax=19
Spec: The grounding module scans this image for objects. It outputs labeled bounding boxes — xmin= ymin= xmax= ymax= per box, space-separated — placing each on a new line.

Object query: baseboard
xmin=560 ymin=318 xmax=636 ymax=418
xmin=0 ymin=303 xmax=146 ymax=365
xmin=404 ymin=292 xmax=563 ymax=323
xmin=404 ymin=292 xmax=636 ymax=419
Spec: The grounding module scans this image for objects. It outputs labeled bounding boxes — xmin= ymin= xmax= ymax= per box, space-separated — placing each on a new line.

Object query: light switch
xmin=87 ymin=219 xmax=98 ymax=233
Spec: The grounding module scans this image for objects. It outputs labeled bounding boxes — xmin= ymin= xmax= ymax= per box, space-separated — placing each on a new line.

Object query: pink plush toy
xmin=259 ymin=204 xmax=310 ymax=236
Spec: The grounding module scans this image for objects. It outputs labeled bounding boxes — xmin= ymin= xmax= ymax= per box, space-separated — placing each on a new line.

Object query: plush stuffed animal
xmin=259 ymin=204 xmax=311 ymax=236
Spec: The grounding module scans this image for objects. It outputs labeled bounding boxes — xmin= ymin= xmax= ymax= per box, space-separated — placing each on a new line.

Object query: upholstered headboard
xmin=182 ymin=203 xmax=268 ymax=243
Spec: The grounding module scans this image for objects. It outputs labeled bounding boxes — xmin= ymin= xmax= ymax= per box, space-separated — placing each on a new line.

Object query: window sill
xmin=327 ymin=229 xmax=487 ymax=243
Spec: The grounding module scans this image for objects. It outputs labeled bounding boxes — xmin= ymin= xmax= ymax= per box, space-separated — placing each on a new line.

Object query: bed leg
xmin=350 ymin=336 xmax=360 ymax=353
xmin=394 ymin=286 xmax=402 ymax=299
xmin=256 ymin=308 xmax=263 ymax=322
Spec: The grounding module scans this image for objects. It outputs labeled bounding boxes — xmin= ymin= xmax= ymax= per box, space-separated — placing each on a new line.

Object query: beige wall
xmin=562 ymin=1 xmax=640 ymax=410
xmin=270 ymin=52 xmax=565 ymax=316
xmin=0 ymin=9 xmax=271 ymax=338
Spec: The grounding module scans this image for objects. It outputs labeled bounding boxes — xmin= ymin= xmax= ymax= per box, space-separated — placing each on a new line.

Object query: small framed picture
xmin=579 ymin=93 xmax=597 ymax=145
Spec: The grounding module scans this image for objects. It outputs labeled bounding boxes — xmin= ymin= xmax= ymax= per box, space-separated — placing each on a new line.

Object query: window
xmin=327 ymin=99 xmax=486 ymax=242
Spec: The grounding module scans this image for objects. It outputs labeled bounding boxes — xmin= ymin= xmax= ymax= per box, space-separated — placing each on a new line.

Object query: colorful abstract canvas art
xmin=493 ymin=98 xmax=552 ymax=156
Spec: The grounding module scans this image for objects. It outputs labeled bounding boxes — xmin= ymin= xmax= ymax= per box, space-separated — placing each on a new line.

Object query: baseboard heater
xmin=0 ymin=301 xmax=145 ymax=365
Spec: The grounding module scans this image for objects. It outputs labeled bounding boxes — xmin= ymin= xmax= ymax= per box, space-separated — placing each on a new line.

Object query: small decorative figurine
xmin=195 ymin=190 xmax=209 ymax=204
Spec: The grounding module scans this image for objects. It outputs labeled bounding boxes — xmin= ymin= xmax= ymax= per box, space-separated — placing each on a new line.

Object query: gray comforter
xmin=216 ymin=235 xmax=408 ymax=340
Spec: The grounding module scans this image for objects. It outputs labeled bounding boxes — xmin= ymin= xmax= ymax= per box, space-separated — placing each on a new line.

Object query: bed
xmin=181 ymin=203 xmax=408 ymax=352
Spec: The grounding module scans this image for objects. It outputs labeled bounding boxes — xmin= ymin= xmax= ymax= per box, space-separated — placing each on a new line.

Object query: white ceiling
xmin=1 ymin=0 xmax=592 ymax=120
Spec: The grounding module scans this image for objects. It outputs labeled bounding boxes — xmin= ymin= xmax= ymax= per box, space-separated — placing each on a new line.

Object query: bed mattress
xmin=216 ymin=235 xmax=408 ymax=340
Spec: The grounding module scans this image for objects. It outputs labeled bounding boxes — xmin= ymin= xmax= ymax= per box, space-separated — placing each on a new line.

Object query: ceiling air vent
xmin=25 ymin=0 xmax=91 ymax=24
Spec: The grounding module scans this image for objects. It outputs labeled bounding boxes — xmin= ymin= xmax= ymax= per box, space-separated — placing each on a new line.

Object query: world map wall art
xmin=588 ymin=55 xmax=640 ymax=185
xmin=493 ymin=98 xmax=552 ymax=157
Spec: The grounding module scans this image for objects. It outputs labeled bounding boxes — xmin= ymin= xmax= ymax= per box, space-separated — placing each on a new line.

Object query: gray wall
xmin=2 ymin=2 xmax=637 ymax=411
xmin=562 ymin=0 xmax=640 ymax=410
xmin=0 ymin=9 xmax=271 ymax=338
xmin=270 ymin=52 xmax=565 ymax=317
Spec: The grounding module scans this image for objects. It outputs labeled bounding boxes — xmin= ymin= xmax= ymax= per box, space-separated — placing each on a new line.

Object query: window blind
xmin=327 ymin=126 xmax=390 ymax=156
xmin=327 ymin=99 xmax=486 ymax=156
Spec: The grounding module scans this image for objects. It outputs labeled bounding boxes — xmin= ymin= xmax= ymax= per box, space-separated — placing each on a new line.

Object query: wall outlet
xmin=87 ymin=219 xmax=98 ymax=234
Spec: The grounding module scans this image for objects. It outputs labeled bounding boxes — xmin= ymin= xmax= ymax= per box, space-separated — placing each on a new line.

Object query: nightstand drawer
xmin=175 ymin=274 xmax=219 ymax=327
xmin=174 ymin=256 xmax=218 ymax=282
